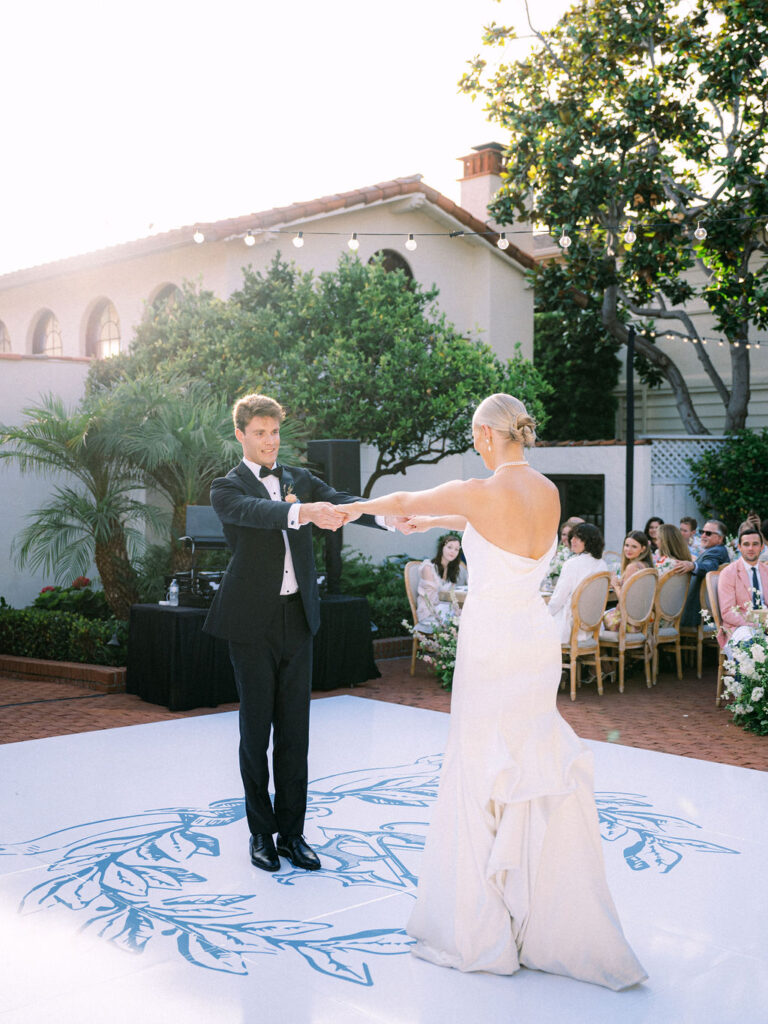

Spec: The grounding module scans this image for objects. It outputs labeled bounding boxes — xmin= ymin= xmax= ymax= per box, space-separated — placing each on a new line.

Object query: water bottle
xmin=168 ymin=579 xmax=179 ymax=607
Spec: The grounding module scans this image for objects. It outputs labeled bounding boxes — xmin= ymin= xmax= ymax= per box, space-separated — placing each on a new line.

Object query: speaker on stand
xmin=306 ymin=440 xmax=362 ymax=594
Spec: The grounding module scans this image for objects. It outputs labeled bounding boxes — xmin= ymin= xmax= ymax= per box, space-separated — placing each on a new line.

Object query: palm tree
xmin=0 ymin=393 xmax=163 ymax=619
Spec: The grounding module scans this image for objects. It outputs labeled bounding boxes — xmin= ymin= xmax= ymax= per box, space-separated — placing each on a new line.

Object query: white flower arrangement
xmin=545 ymin=544 xmax=572 ymax=587
xmin=722 ymin=605 xmax=768 ymax=735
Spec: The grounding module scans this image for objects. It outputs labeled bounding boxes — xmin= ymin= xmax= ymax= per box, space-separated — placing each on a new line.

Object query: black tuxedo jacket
xmin=202 ymin=461 xmax=377 ymax=643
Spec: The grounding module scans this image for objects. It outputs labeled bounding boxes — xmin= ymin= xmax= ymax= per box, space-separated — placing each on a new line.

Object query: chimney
xmin=458 ymin=142 xmax=535 ymax=255
xmin=458 ymin=143 xmax=506 ymax=224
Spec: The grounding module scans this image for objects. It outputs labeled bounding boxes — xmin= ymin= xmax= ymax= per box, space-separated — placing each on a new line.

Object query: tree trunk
xmin=602 ymin=286 xmax=709 ymax=434
xmin=725 ymin=340 xmax=750 ymax=431
xmin=95 ymin=529 xmax=139 ymax=620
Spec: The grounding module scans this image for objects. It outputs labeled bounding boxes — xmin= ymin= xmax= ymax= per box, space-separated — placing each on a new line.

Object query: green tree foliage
xmin=534 ymin=298 xmax=621 ymax=441
xmin=461 ymin=0 xmax=768 ymax=433
xmin=93 ymin=254 xmax=551 ymax=496
xmin=687 ymin=429 xmax=768 ymax=533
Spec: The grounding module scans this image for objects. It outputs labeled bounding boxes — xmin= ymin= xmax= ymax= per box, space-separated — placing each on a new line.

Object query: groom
xmin=204 ymin=393 xmax=395 ymax=873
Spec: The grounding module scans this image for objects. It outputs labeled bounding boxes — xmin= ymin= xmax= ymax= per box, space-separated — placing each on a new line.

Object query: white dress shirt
xmin=243 ymin=457 xmax=300 ymax=595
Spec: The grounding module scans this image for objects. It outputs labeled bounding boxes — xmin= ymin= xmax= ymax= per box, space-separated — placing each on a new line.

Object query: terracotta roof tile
xmin=0 ymin=174 xmax=534 ymax=286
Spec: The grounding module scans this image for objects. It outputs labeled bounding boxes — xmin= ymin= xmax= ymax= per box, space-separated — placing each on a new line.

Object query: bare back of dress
xmin=406 ymin=524 xmax=647 ymax=991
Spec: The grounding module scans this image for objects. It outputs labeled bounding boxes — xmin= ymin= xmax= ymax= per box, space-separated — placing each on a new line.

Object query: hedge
xmin=0 ymin=609 xmax=128 ymax=666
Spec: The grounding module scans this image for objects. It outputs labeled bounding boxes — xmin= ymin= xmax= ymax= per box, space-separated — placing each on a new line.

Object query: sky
xmin=1 ymin=0 xmax=573 ymax=275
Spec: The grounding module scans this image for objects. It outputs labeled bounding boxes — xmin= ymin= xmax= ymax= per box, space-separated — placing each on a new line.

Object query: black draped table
xmin=126 ymin=595 xmax=380 ymax=711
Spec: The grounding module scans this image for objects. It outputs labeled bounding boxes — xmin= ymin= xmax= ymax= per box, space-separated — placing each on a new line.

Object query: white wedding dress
xmin=407 ymin=524 xmax=647 ymax=991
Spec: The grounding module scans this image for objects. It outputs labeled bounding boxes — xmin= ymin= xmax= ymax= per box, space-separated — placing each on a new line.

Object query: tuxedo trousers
xmin=228 ymin=598 xmax=313 ymax=837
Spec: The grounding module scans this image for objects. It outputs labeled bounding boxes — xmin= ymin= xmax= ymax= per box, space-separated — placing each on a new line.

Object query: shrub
xmin=32 ymin=578 xmax=111 ymax=620
xmin=0 ymin=609 xmax=127 ymax=666
xmin=341 ymin=550 xmax=411 ymax=638
xmin=688 ymin=430 xmax=768 ymax=534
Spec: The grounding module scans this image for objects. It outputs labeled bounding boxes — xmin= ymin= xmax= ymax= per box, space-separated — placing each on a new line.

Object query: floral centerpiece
xmin=720 ymin=606 xmax=768 ymax=736
xmin=404 ymin=614 xmax=460 ymax=689
xmin=544 ymin=544 xmax=571 ymax=590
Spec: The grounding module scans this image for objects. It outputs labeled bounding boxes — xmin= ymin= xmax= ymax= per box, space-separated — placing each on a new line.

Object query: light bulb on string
xmin=718 ymin=339 xmax=724 ymax=346
xmin=694 ymin=222 xmax=707 ymax=241
xmin=292 ymin=231 xmax=304 ymax=248
xmin=193 ymin=228 xmax=205 ymax=244
xmin=623 ymin=225 xmax=637 ymax=245
xmin=348 ymin=232 xmax=359 ymax=251
xmin=558 ymin=230 xmax=572 ymax=250
xmin=496 ymin=233 xmax=509 ymax=250
xmin=405 ymin=234 xmax=417 ymax=251
xmin=244 ymin=230 xmax=255 ymax=247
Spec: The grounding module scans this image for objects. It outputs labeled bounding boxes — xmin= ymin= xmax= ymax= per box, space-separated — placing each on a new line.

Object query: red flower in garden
xmin=40 ymin=586 xmax=56 ymax=593
xmin=71 ymin=576 xmax=91 ymax=589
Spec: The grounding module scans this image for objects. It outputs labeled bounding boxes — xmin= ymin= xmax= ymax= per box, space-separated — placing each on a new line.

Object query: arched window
xmin=151 ymin=283 xmax=182 ymax=313
xmin=32 ymin=311 xmax=63 ymax=356
xmin=368 ymin=249 xmax=414 ymax=281
xmin=0 ymin=321 xmax=10 ymax=353
xmin=86 ymin=300 xmax=121 ymax=359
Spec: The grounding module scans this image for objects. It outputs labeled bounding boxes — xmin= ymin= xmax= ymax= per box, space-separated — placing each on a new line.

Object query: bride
xmin=341 ymin=394 xmax=646 ymax=991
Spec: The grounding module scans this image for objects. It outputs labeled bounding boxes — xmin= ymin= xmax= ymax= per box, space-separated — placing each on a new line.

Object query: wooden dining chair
xmin=651 ymin=570 xmax=692 ymax=683
xmin=561 ymin=571 xmax=610 ymax=701
xmin=404 ymin=560 xmax=433 ymax=675
xmin=705 ymin=567 xmax=728 ymax=705
xmin=599 ymin=567 xmax=657 ymax=692
xmin=679 ymin=574 xmax=720 ymax=678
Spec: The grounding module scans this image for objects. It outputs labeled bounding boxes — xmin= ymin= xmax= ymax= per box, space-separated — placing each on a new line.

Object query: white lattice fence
xmin=649 ymin=435 xmax=726 ymax=524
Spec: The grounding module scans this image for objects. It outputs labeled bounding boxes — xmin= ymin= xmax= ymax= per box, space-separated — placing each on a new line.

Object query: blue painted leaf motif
xmin=102 ymin=863 xmax=149 ymax=896
xmin=242 ymin=919 xmax=332 ymax=937
xmin=289 ymin=930 xmax=413 ymax=986
xmin=138 ymin=867 xmax=205 ymax=889
xmin=96 ymin=908 xmax=155 ymax=952
xmin=599 ymin=820 xmax=629 ymax=841
xmin=146 ymin=830 xmax=199 ymax=861
xmin=162 ymin=894 xmax=252 ymax=907
xmin=177 ymin=932 xmax=248 ymax=974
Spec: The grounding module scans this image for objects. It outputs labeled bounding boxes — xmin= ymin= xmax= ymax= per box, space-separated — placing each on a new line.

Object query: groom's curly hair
xmin=233 ymin=393 xmax=285 ymax=432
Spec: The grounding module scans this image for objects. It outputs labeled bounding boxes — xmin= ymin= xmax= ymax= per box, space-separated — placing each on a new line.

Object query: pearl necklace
xmin=494 ymin=459 xmax=528 ymax=474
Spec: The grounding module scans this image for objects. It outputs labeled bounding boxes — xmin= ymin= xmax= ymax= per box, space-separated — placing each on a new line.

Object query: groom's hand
xmin=298 ymin=502 xmax=347 ymax=531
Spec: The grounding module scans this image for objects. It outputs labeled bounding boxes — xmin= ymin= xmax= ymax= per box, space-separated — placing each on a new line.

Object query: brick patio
xmin=1 ymin=653 xmax=765 ymax=772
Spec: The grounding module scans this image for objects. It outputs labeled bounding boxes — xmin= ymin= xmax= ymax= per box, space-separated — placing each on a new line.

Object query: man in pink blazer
xmin=717 ymin=525 xmax=768 ymax=649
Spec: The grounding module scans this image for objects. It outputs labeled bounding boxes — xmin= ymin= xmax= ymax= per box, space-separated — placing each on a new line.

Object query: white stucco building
xmin=0 ymin=146 xmax=536 ymax=606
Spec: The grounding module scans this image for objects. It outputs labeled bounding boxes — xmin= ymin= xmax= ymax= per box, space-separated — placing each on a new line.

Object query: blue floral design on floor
xmin=0 ymin=755 xmax=738 ymax=983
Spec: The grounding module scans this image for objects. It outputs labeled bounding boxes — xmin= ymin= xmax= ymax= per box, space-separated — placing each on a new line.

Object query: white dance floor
xmin=1 ymin=696 xmax=766 ymax=1023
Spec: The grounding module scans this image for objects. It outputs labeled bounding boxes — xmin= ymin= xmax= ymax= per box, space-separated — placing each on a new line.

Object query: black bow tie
xmin=259 ymin=464 xmax=283 ymax=480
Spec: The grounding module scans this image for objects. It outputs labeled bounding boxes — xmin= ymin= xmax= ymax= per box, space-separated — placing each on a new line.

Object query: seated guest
xmin=548 ymin=523 xmax=608 ymax=643
xmin=679 ymin=516 xmax=702 ymax=558
xmin=717 ymin=523 xmax=768 ymax=650
xmin=656 ymin=524 xmax=692 ymax=572
xmin=416 ymin=533 xmax=468 ymax=625
xmin=644 ymin=516 xmax=664 ymax=561
xmin=603 ymin=531 xmax=654 ymax=629
xmin=559 ymin=516 xmax=585 ymax=551
xmin=675 ymin=519 xmax=730 ymax=628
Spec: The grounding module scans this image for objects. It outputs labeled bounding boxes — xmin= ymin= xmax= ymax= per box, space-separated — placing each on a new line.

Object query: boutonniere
xmin=282 ymin=482 xmax=299 ymax=503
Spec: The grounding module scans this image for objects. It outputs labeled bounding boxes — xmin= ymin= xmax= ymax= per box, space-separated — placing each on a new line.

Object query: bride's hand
xmin=401 ymin=516 xmax=435 ymax=534
xmin=339 ymin=502 xmax=364 ymax=524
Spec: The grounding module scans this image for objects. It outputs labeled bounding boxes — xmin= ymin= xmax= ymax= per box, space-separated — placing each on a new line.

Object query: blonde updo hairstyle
xmin=472 ymin=393 xmax=537 ymax=448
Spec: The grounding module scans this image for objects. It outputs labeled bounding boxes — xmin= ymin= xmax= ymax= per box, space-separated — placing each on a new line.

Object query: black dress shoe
xmin=276 ymin=834 xmax=321 ymax=871
xmin=249 ymin=833 xmax=280 ymax=872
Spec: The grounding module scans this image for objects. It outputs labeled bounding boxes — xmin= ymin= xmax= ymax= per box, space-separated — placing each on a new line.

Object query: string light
xmin=694 ymin=222 xmax=707 ymax=241
xmin=559 ymin=230 xmax=572 ymax=249
xmin=623 ymin=225 xmax=637 ymax=245
xmin=244 ymin=230 xmax=256 ymax=247
xmin=405 ymin=233 xmax=417 ymax=251
xmin=497 ymin=233 xmax=509 ymax=250
xmin=348 ymin=232 xmax=359 ymax=251
xmin=193 ymin=228 xmax=205 ymax=244
xmin=292 ymin=231 xmax=304 ymax=248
